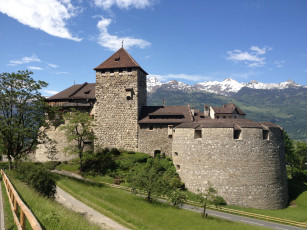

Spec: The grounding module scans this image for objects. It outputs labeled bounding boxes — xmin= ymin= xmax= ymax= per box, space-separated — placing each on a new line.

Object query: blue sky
xmin=0 ymin=0 xmax=306 ymax=95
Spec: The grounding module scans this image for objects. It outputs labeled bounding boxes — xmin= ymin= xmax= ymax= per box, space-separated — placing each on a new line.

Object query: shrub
xmin=127 ymin=151 xmax=135 ymax=154
xmin=43 ymin=161 xmax=61 ymax=170
xmin=81 ymin=148 xmax=116 ymax=175
xmin=14 ymin=162 xmax=56 ymax=199
xmin=110 ymin=148 xmax=120 ymax=156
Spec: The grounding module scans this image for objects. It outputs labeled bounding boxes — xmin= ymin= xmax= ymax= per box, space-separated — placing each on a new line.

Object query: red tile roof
xmin=94 ymin=48 xmax=148 ymax=74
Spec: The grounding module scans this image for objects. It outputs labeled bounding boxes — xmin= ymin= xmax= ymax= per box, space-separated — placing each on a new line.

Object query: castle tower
xmin=94 ymin=48 xmax=147 ymax=151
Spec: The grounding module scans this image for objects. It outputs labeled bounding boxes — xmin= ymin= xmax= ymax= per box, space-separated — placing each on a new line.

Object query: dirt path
xmin=55 ymin=186 xmax=130 ymax=230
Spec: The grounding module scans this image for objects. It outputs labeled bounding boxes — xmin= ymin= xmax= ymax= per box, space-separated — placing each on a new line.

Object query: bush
xmin=213 ymin=196 xmax=227 ymax=206
xmin=43 ymin=161 xmax=61 ymax=170
xmin=14 ymin=162 xmax=56 ymax=199
xmin=81 ymin=148 xmax=116 ymax=175
xmin=110 ymin=148 xmax=120 ymax=156
xmin=292 ymin=169 xmax=307 ymax=182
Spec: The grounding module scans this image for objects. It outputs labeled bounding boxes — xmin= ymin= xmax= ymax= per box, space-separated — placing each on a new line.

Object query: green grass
xmin=1 ymin=176 xmax=18 ymax=230
xmin=3 ymin=172 xmax=102 ymax=230
xmin=225 ymin=179 xmax=307 ymax=223
xmin=57 ymin=175 xmax=266 ymax=230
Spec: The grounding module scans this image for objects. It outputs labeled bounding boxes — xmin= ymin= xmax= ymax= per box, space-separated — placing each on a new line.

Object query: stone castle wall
xmin=172 ymin=127 xmax=288 ymax=209
xmin=138 ymin=124 xmax=173 ymax=157
xmin=95 ymin=69 xmax=146 ymax=151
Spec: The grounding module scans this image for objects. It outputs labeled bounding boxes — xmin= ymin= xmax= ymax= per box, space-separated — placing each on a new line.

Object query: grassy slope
xmin=56 ymin=154 xmax=307 ymax=225
xmin=3 ymin=172 xmax=102 ymax=230
xmin=1 ymin=178 xmax=18 ymax=230
xmin=57 ymin=175 xmax=265 ymax=230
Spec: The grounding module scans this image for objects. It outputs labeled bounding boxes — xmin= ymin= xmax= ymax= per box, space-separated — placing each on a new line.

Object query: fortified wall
xmin=172 ymin=121 xmax=288 ymax=209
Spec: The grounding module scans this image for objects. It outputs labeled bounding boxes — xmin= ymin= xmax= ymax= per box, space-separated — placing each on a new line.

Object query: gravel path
xmin=55 ymin=186 xmax=130 ymax=230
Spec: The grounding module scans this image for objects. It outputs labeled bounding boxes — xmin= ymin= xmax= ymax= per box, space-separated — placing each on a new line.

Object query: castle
xmin=37 ymin=48 xmax=288 ymax=209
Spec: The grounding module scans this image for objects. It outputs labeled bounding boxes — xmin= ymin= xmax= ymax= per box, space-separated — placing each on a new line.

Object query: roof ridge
xmin=69 ymin=82 xmax=88 ymax=97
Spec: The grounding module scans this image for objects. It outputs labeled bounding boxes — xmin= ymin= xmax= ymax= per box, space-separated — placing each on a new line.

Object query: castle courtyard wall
xmin=172 ymin=127 xmax=288 ymax=209
xmin=138 ymin=124 xmax=173 ymax=157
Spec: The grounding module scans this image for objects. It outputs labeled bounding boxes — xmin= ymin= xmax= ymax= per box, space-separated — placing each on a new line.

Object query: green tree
xmin=196 ymin=183 xmax=222 ymax=218
xmin=295 ymin=141 xmax=307 ymax=171
xmin=59 ymin=108 xmax=96 ymax=172
xmin=0 ymin=71 xmax=49 ymax=169
xmin=128 ymin=157 xmax=167 ymax=202
xmin=284 ymin=131 xmax=299 ymax=177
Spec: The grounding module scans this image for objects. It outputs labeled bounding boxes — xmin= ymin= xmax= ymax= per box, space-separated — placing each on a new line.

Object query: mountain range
xmin=147 ymin=76 xmax=306 ymax=96
xmin=147 ymin=76 xmax=307 ymax=141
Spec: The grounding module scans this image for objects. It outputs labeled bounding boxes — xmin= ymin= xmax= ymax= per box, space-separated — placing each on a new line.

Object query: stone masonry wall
xmin=95 ymin=69 xmax=146 ymax=151
xmin=172 ymin=127 xmax=288 ymax=209
xmin=138 ymin=124 xmax=173 ymax=157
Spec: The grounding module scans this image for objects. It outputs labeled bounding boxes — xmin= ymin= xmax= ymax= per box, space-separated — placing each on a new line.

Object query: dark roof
xmin=212 ymin=103 xmax=246 ymax=115
xmin=46 ymin=82 xmax=95 ymax=101
xmin=94 ymin=48 xmax=148 ymax=75
xmin=176 ymin=119 xmax=282 ymax=130
xmin=138 ymin=106 xmax=193 ymax=124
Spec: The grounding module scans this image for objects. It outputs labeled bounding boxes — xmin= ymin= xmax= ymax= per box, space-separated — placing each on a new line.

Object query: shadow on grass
xmin=288 ymin=178 xmax=307 ymax=202
xmin=56 ymin=173 xmax=105 ymax=188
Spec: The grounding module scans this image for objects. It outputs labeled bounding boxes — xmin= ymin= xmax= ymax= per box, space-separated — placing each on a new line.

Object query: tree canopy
xmin=0 ymin=70 xmax=50 ymax=169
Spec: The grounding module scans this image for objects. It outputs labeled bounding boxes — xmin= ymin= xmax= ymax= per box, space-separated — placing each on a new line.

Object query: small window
xmin=174 ymin=152 xmax=178 ymax=156
xmin=160 ymin=125 xmax=163 ymax=129
xmin=149 ymin=125 xmax=153 ymax=130
xmin=234 ymin=129 xmax=241 ymax=140
xmin=263 ymin=130 xmax=269 ymax=140
xmin=194 ymin=130 xmax=202 ymax=139
xmin=216 ymin=116 xmax=219 ymax=119
xmin=84 ymin=90 xmax=91 ymax=94
xmin=115 ymin=57 xmax=120 ymax=61
xmin=168 ymin=125 xmax=173 ymax=136
xmin=125 ymin=88 xmax=133 ymax=100
xmin=223 ymin=116 xmax=226 ymax=119
xmin=176 ymin=165 xmax=180 ymax=170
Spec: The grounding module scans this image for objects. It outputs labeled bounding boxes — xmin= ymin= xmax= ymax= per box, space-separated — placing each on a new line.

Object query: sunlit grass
xmin=57 ymin=175 xmax=266 ymax=230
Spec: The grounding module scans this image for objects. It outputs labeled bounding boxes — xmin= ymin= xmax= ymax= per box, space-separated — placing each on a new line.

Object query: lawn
xmin=1 ymin=171 xmax=103 ymax=230
xmin=226 ymin=179 xmax=307 ymax=223
xmin=57 ymin=175 xmax=266 ymax=230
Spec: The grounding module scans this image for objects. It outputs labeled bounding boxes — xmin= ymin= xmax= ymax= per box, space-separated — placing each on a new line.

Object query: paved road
xmin=56 ymin=186 xmax=130 ymax=230
xmin=180 ymin=203 xmax=305 ymax=230
xmin=0 ymin=180 xmax=5 ymax=230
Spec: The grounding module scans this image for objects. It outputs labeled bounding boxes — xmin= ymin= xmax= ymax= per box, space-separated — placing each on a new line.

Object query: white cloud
xmin=48 ymin=63 xmax=58 ymax=68
xmin=8 ymin=55 xmax=41 ymax=66
xmin=93 ymin=0 xmax=153 ymax=10
xmin=0 ymin=0 xmax=81 ymax=41
xmin=226 ymin=46 xmax=272 ymax=67
xmin=96 ymin=17 xmax=150 ymax=51
xmin=28 ymin=66 xmax=43 ymax=70
xmin=56 ymin=71 xmax=69 ymax=75
xmin=149 ymin=73 xmax=214 ymax=82
xmin=274 ymin=60 xmax=285 ymax=68
xmin=42 ymin=89 xmax=59 ymax=95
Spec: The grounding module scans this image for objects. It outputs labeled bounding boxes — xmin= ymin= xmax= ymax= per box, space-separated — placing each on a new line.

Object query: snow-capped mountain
xmin=147 ymin=76 xmax=304 ymax=96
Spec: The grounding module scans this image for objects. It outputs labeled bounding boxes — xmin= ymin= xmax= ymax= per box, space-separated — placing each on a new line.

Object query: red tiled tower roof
xmin=94 ymin=48 xmax=148 ymax=74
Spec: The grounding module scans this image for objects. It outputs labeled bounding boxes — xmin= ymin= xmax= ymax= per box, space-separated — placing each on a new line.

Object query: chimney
xmin=204 ymin=105 xmax=209 ymax=117
xmin=191 ymin=107 xmax=195 ymax=116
